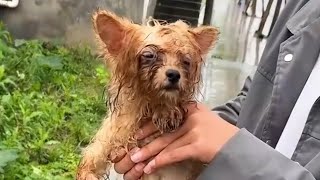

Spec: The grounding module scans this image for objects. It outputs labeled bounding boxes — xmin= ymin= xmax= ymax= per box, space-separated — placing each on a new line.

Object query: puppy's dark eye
xmin=183 ymin=60 xmax=191 ymax=66
xmin=141 ymin=51 xmax=157 ymax=62
xmin=182 ymin=57 xmax=191 ymax=67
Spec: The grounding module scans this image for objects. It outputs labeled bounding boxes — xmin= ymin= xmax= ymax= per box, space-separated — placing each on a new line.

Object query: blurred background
xmin=0 ymin=0 xmax=286 ymax=179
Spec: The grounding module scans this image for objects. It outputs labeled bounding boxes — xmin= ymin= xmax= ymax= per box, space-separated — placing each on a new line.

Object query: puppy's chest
xmin=137 ymin=132 xmax=204 ymax=180
xmin=141 ymin=106 xmax=186 ymax=134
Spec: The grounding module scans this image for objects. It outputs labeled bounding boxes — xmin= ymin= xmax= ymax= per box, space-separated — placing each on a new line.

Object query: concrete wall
xmin=0 ymin=0 xmax=144 ymax=46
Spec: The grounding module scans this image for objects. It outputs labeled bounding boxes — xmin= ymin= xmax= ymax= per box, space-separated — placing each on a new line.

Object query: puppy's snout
xmin=166 ymin=69 xmax=180 ymax=84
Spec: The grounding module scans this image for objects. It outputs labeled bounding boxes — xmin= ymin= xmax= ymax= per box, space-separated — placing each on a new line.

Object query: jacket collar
xmin=286 ymin=0 xmax=320 ymax=34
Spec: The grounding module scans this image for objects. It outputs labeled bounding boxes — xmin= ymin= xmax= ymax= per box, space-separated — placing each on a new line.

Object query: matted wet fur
xmin=76 ymin=9 xmax=219 ymax=180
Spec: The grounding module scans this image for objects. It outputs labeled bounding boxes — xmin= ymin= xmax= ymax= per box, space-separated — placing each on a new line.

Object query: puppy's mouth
xmin=163 ymin=84 xmax=179 ymax=91
xmin=158 ymin=83 xmax=182 ymax=100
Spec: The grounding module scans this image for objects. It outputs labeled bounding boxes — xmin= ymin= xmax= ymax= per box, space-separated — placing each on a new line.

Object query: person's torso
xmin=237 ymin=0 xmax=320 ymax=170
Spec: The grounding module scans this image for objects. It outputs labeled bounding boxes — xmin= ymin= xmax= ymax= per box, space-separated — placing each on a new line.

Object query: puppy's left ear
xmin=190 ymin=26 xmax=219 ymax=55
xmin=93 ymin=10 xmax=136 ymax=56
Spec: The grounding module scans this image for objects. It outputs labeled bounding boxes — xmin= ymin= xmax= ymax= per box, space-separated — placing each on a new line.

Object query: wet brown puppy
xmin=76 ymin=9 xmax=219 ymax=180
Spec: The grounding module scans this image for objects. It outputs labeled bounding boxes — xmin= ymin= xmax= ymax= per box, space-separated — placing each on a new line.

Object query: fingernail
xmin=134 ymin=129 xmax=143 ymax=139
xmin=134 ymin=163 xmax=145 ymax=171
xmin=144 ymin=160 xmax=155 ymax=174
xmin=130 ymin=150 xmax=142 ymax=163
xmin=129 ymin=147 xmax=140 ymax=156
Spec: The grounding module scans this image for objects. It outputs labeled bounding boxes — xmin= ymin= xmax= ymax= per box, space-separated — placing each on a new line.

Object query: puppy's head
xmin=93 ymin=10 xmax=219 ymax=104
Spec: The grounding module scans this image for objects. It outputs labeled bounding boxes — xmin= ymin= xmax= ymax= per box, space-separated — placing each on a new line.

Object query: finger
xmin=130 ymin=128 xmax=187 ymax=163
xmin=114 ymin=148 xmax=139 ymax=174
xmin=184 ymin=102 xmax=198 ymax=116
xmin=135 ymin=121 xmax=157 ymax=140
xmin=184 ymin=103 xmax=208 ymax=116
xmin=111 ymin=148 xmax=126 ymax=163
xmin=123 ymin=163 xmax=146 ymax=180
xmin=143 ymin=145 xmax=193 ymax=174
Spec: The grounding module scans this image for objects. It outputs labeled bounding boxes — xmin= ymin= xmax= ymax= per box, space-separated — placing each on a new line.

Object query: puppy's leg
xmin=76 ymin=114 xmax=138 ymax=180
xmin=76 ymin=117 xmax=113 ymax=180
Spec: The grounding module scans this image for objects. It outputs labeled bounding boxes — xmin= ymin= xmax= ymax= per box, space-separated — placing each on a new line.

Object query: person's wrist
xmin=216 ymin=120 xmax=239 ymax=151
xmin=205 ymin=112 xmax=239 ymax=163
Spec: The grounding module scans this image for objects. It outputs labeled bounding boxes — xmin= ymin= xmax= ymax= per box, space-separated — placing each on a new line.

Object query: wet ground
xmin=199 ymin=58 xmax=257 ymax=107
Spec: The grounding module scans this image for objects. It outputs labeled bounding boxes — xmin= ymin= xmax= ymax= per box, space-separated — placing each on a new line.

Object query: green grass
xmin=0 ymin=22 xmax=109 ymax=179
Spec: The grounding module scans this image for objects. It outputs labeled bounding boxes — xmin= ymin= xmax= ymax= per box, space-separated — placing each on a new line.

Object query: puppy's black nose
xmin=166 ymin=69 xmax=180 ymax=84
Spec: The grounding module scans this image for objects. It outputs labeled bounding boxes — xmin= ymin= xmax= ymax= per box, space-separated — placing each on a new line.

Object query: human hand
xmin=112 ymin=103 xmax=239 ymax=180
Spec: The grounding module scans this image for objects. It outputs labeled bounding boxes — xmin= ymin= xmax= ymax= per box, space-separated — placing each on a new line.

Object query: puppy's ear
xmin=190 ymin=26 xmax=219 ymax=55
xmin=93 ymin=10 xmax=135 ymax=56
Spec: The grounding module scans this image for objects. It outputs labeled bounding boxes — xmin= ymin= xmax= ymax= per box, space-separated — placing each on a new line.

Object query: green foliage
xmin=0 ymin=22 xmax=109 ymax=179
xmin=0 ymin=149 xmax=18 ymax=174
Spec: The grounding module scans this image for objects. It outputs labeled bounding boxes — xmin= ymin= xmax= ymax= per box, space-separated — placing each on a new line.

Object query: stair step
xmin=153 ymin=0 xmax=202 ymax=26
xmin=155 ymin=4 xmax=200 ymax=18
xmin=153 ymin=12 xmax=199 ymax=25
xmin=175 ymin=0 xmax=202 ymax=3
xmin=157 ymin=0 xmax=202 ymax=10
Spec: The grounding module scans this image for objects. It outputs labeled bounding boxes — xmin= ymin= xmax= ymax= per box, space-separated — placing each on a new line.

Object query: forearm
xmin=197 ymin=129 xmax=316 ymax=180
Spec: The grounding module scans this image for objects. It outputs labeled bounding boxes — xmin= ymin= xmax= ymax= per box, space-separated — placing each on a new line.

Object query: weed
xmin=0 ymin=22 xmax=109 ymax=180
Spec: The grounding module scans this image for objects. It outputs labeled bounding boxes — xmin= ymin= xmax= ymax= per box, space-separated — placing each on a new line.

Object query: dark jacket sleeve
xmin=212 ymin=75 xmax=252 ymax=125
xmin=197 ymin=129 xmax=316 ymax=180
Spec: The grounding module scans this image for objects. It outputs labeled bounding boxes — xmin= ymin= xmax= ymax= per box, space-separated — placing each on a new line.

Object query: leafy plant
xmin=0 ymin=149 xmax=18 ymax=173
xmin=0 ymin=22 xmax=109 ymax=179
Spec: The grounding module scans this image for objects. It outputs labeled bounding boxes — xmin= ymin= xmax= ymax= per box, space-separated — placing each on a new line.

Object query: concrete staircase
xmin=153 ymin=0 xmax=202 ymax=26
